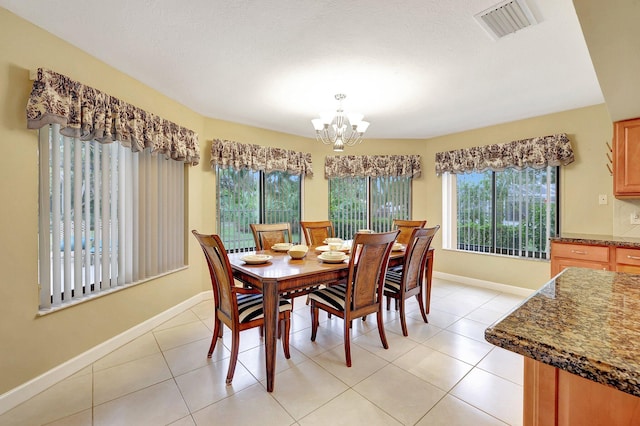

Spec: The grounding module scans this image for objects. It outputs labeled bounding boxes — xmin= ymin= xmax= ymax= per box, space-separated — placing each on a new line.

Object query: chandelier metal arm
xmin=311 ymin=93 xmax=368 ymax=151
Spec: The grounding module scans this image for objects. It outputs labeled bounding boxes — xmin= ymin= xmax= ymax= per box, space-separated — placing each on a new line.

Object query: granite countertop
xmin=552 ymin=233 xmax=640 ymax=248
xmin=485 ymin=267 xmax=640 ymax=397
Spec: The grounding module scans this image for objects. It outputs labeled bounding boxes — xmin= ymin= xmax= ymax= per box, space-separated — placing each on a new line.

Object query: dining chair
xmin=308 ymin=230 xmax=400 ymax=367
xmin=250 ymin=222 xmax=293 ymax=250
xmin=300 ymin=220 xmax=335 ymax=245
xmin=384 ymin=225 xmax=439 ymax=336
xmin=392 ymin=219 xmax=427 ymax=246
xmin=192 ymin=230 xmax=292 ymax=384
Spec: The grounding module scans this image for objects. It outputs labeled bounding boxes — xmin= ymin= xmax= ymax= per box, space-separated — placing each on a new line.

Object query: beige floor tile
xmin=434 ymin=297 xmax=486 ymax=317
xmin=44 ymin=408 xmax=92 ymax=426
xmin=163 ymin=337 xmax=227 ymax=377
xmin=354 ymin=364 xmax=446 ymax=425
xmin=481 ymin=293 xmax=526 ymax=313
xmin=416 ymin=394 xmax=507 ymax=426
xmin=153 ymin=320 xmax=212 ymax=351
xmin=423 ymin=330 xmax=493 ymax=365
xmin=312 ymin=344 xmax=387 ymax=386
xmin=191 ymin=383 xmax=294 ymax=426
xmin=94 ymin=379 xmax=189 ymax=426
xmin=237 ymin=344 xmax=307 ymax=381
xmin=167 ymin=415 xmax=196 ymax=426
xmin=93 ymin=352 xmax=172 ymax=405
xmin=393 ymin=345 xmax=474 ymax=392
xmin=0 ymin=373 xmax=92 ymax=426
xmin=269 ymin=359 xmax=348 ymax=420
xmin=477 ymin=347 xmax=524 ymax=385
xmin=93 ymin=332 xmax=160 ymax=371
xmin=219 ymin=324 xmax=264 ymax=353
xmin=154 ymin=310 xmax=203 ymax=332
xmin=385 ymin=316 xmax=442 ymax=343
xmin=421 ymin=308 xmax=461 ymax=329
xmin=290 ymin=310 xmax=312 ymax=333
xmin=299 ymin=389 xmax=401 ymax=425
xmin=451 ymin=368 xmax=523 ymax=426
xmin=447 ymin=317 xmax=492 ymax=342
xmin=289 ymin=326 xmax=343 ymax=358
xmin=353 ymin=327 xmax=418 ymax=362
xmin=465 ymin=307 xmax=508 ymax=325
xmin=189 ymin=300 xmax=214 ymax=320
xmin=174 ymin=358 xmax=258 ymax=412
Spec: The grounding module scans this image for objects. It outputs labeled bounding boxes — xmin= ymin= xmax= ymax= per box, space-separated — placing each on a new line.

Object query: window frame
xmin=442 ymin=166 xmax=559 ymax=260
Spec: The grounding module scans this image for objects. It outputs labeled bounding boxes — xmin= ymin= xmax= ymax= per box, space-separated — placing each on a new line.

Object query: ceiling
xmin=1 ymin=0 xmax=607 ymax=139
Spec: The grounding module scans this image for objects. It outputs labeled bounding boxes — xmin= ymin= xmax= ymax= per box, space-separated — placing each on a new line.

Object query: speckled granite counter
xmin=485 ymin=267 xmax=640 ymax=397
xmin=552 ymin=233 xmax=640 ymax=248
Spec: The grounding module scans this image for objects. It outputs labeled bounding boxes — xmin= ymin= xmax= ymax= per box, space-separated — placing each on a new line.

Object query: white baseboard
xmin=433 ymin=271 xmax=535 ymax=297
xmin=0 ymin=291 xmax=211 ymax=416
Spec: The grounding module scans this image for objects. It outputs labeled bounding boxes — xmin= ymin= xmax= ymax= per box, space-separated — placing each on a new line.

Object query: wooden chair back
xmin=347 ymin=230 xmax=400 ymax=317
xmin=300 ymin=220 xmax=335 ymax=245
xmin=250 ymin=222 xmax=292 ymax=250
xmin=393 ymin=219 xmax=427 ymax=245
xmin=191 ymin=231 xmax=238 ymax=325
xmin=402 ymin=226 xmax=439 ymax=295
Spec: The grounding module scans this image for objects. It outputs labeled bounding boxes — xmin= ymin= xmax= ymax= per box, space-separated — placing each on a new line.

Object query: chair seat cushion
xmin=237 ymin=294 xmax=292 ymax=323
xmin=308 ymin=284 xmax=347 ymax=311
xmin=384 ymin=269 xmax=402 ymax=294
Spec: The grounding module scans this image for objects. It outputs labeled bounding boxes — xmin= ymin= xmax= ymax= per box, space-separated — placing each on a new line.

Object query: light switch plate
xmin=598 ymin=194 xmax=607 ymax=205
xmin=632 ymin=213 xmax=640 ymax=225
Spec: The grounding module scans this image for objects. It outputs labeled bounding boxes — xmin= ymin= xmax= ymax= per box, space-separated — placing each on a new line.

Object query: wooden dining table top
xmin=227 ymin=244 xmax=406 ymax=292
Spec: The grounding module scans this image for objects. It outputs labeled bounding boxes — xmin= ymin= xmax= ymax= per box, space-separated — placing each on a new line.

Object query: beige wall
xmin=0 ymin=7 xmax=616 ymax=396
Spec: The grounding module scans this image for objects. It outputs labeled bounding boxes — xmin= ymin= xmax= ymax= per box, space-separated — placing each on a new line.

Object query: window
xmin=443 ymin=166 xmax=558 ymax=259
xmin=216 ymin=166 xmax=301 ymax=251
xmin=38 ymin=124 xmax=185 ymax=310
xmin=329 ymin=175 xmax=412 ymax=239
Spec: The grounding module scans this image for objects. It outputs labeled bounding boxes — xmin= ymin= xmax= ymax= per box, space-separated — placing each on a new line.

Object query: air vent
xmin=475 ymin=0 xmax=538 ymax=40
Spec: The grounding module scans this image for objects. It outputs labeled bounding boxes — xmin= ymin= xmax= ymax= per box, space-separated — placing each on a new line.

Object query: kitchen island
xmin=485 ymin=267 xmax=640 ymax=425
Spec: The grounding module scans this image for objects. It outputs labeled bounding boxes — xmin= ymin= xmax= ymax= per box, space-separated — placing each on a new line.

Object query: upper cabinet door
xmin=614 ymin=118 xmax=640 ymax=198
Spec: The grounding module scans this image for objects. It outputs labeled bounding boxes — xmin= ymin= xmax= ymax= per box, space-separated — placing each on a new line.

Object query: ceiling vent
xmin=475 ymin=0 xmax=538 ymax=40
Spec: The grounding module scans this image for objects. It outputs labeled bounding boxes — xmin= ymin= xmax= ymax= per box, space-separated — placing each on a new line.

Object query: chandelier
xmin=311 ymin=94 xmax=370 ymax=152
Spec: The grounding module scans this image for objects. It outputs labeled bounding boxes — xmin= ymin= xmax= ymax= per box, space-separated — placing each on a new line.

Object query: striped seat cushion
xmin=236 ymin=294 xmax=292 ymax=323
xmin=308 ymin=284 xmax=347 ymax=311
xmin=384 ymin=269 xmax=402 ymax=294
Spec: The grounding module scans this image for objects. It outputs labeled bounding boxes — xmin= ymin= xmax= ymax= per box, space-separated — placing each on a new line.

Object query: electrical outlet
xmin=631 ymin=213 xmax=640 ymax=225
xmin=598 ymin=194 xmax=607 ymax=205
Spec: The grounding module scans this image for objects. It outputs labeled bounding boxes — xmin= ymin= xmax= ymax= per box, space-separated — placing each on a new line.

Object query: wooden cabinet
xmin=616 ymin=247 xmax=640 ymax=274
xmin=550 ymin=241 xmax=611 ymax=276
xmin=551 ymin=241 xmax=640 ymax=276
xmin=614 ymin=118 xmax=640 ymax=198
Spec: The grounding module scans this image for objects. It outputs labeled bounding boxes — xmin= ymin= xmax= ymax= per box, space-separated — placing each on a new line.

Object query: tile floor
xmin=0 ymin=278 xmax=527 ymax=426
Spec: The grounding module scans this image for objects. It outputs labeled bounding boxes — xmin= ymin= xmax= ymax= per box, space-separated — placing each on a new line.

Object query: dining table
xmin=227 ymin=243 xmax=434 ymax=392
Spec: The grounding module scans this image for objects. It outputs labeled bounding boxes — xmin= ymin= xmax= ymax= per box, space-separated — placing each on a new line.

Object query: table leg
xmin=262 ymin=279 xmax=278 ymax=392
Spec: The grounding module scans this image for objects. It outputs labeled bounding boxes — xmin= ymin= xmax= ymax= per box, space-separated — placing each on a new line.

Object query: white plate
xmin=318 ymin=253 xmax=348 ymax=263
xmin=392 ymin=243 xmax=405 ymax=251
xmin=241 ymin=254 xmax=273 ymax=264
xmin=316 ymin=245 xmax=350 ymax=252
xmin=323 ymin=238 xmax=344 ymax=245
xmin=271 ymin=244 xmax=293 ymax=252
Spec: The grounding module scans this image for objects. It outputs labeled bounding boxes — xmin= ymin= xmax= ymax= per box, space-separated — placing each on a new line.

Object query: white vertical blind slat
xmin=51 ymin=125 xmax=62 ymax=306
xmin=73 ymin=137 xmax=83 ymax=299
xmin=38 ymin=128 xmax=51 ymax=309
xmin=63 ymin=136 xmax=72 ymax=300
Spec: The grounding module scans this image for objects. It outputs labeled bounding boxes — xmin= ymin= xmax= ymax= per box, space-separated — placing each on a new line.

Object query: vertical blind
xmin=39 ymin=124 xmax=185 ymax=310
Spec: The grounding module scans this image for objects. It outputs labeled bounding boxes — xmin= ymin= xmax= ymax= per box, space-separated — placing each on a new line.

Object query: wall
xmin=419 ymin=104 xmax=613 ymax=290
xmin=0 ymin=8 xmax=212 ymax=395
xmin=0 ymin=6 xmax=619 ymax=398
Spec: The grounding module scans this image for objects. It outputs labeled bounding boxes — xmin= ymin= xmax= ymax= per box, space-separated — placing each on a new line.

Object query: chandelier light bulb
xmin=311 ymin=94 xmax=369 ymax=152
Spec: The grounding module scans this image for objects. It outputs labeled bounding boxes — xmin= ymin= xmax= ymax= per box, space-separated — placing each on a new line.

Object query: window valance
xmin=26 ymin=68 xmax=200 ymax=165
xmin=324 ymin=155 xmax=422 ymax=178
xmin=210 ymin=139 xmax=313 ymax=176
xmin=434 ymin=133 xmax=574 ymax=175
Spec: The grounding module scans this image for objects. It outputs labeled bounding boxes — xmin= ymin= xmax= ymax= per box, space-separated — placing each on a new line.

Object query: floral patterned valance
xmin=210 ymin=139 xmax=313 ymax=176
xmin=26 ymin=68 xmax=200 ymax=165
xmin=324 ymin=155 xmax=422 ymax=178
xmin=434 ymin=133 xmax=574 ymax=175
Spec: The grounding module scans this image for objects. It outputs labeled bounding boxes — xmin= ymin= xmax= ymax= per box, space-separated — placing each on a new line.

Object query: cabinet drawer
xmin=616 ymin=248 xmax=640 ymax=266
xmin=552 ymin=243 xmax=610 ymax=262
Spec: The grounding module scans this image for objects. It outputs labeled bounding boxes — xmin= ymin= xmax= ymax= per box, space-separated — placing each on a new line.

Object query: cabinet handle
xmin=627 ymin=255 xmax=640 ymax=260
xmin=571 ymin=250 xmax=587 ymax=255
